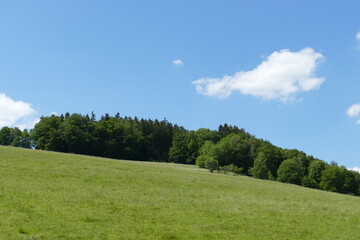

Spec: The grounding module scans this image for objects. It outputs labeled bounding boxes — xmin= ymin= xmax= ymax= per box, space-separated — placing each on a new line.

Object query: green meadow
xmin=0 ymin=146 xmax=359 ymax=240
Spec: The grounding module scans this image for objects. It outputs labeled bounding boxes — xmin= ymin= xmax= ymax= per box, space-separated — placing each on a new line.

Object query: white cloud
xmin=349 ymin=167 xmax=360 ymax=173
xmin=0 ymin=93 xmax=38 ymax=130
xmin=172 ymin=59 xmax=184 ymax=67
xmin=192 ymin=48 xmax=325 ymax=102
xmin=356 ymin=31 xmax=360 ymax=41
xmin=16 ymin=118 xmax=40 ymax=131
xmin=347 ymin=103 xmax=360 ymax=124
xmin=347 ymin=104 xmax=360 ymax=117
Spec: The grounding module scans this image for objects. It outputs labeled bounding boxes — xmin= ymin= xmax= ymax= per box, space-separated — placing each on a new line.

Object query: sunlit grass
xmin=0 ymin=146 xmax=359 ymax=239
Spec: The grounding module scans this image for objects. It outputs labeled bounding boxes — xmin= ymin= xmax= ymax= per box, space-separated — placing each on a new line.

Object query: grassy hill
xmin=0 ymin=146 xmax=359 ymax=239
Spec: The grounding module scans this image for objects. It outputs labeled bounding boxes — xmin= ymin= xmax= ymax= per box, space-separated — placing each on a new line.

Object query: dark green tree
xmin=9 ymin=127 xmax=23 ymax=147
xmin=218 ymin=124 xmax=243 ymax=138
xmin=212 ymin=134 xmax=253 ymax=173
xmin=307 ymin=159 xmax=326 ymax=185
xmin=253 ymin=142 xmax=282 ymax=178
xmin=343 ymin=169 xmax=359 ymax=195
xmin=58 ymin=114 xmax=95 ymax=155
xmin=277 ymin=157 xmax=305 ymax=185
xmin=282 ymin=149 xmax=310 ymax=176
xmin=169 ymin=130 xmax=191 ymax=163
xmin=249 ymin=152 xmax=269 ymax=179
xmin=0 ymin=127 xmax=12 ymax=146
xmin=319 ymin=164 xmax=345 ymax=193
xmin=92 ymin=116 xmax=125 ymax=158
xmin=31 ymin=115 xmax=64 ymax=151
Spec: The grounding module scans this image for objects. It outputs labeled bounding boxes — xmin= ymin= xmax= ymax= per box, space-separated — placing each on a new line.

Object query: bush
xmin=204 ymin=157 xmax=219 ymax=173
xmin=196 ymin=155 xmax=209 ymax=168
xmin=220 ymin=164 xmax=243 ymax=175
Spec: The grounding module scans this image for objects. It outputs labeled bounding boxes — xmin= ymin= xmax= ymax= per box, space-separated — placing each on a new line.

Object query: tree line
xmin=1 ymin=112 xmax=359 ymax=196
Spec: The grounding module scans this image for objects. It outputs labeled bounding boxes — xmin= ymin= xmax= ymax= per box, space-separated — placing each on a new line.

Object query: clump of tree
xmin=194 ymin=130 xmax=360 ymax=196
xmin=0 ymin=113 xmax=359 ymax=197
xmin=30 ymin=113 xmax=177 ymax=162
xmin=169 ymin=128 xmax=219 ymax=164
xmin=277 ymin=157 xmax=305 ymax=185
xmin=195 ymin=132 xmax=258 ymax=175
xmin=0 ymin=127 xmax=32 ymax=148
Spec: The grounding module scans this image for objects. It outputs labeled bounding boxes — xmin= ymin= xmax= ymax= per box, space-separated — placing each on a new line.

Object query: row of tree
xmin=195 ymin=134 xmax=360 ymax=195
xmin=1 ymin=112 xmax=359 ymax=196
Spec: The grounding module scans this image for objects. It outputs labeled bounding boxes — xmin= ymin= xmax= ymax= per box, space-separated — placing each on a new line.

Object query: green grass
xmin=0 ymin=146 xmax=360 ymax=239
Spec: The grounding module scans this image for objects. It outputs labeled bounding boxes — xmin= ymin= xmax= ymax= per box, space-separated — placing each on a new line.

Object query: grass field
xmin=0 ymin=146 xmax=360 ymax=239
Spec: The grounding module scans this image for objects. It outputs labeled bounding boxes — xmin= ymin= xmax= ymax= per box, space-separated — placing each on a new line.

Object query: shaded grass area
xmin=0 ymin=146 xmax=359 ymax=239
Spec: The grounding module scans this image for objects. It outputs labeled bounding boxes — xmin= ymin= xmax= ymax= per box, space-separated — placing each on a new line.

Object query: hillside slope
xmin=0 ymin=146 xmax=359 ymax=240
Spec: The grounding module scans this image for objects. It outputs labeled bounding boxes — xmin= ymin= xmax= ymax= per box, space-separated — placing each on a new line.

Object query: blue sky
xmin=1 ymin=1 xmax=360 ymax=169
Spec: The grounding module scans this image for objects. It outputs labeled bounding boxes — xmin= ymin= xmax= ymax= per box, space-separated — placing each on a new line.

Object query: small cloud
xmin=356 ymin=31 xmax=360 ymax=41
xmin=347 ymin=104 xmax=360 ymax=124
xmin=0 ymin=93 xmax=38 ymax=130
xmin=192 ymin=48 xmax=325 ymax=102
xmin=349 ymin=167 xmax=360 ymax=173
xmin=172 ymin=59 xmax=184 ymax=67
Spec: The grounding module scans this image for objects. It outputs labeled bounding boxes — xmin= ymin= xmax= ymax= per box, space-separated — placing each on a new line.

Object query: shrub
xmin=221 ymin=164 xmax=243 ymax=174
xmin=196 ymin=155 xmax=209 ymax=168
xmin=204 ymin=157 xmax=219 ymax=173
